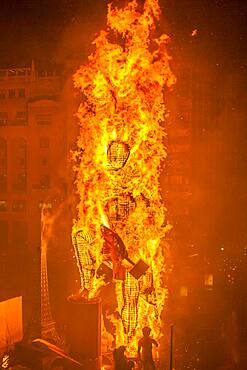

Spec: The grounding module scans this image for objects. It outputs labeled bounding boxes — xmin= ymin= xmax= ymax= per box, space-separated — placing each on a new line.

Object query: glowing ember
xmin=72 ymin=0 xmax=176 ymax=354
xmin=191 ymin=28 xmax=198 ymax=37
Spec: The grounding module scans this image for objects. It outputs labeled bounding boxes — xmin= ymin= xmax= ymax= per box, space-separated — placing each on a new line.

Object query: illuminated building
xmin=167 ymin=59 xmax=247 ymax=369
xmin=0 ymin=63 xmax=69 ymax=337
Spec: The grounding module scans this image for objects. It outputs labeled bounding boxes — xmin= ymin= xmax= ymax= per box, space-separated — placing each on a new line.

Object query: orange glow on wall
xmin=0 ymin=296 xmax=23 ymax=350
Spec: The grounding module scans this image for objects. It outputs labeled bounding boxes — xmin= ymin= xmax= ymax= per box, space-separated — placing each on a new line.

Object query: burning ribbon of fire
xmin=72 ymin=0 xmax=176 ymax=354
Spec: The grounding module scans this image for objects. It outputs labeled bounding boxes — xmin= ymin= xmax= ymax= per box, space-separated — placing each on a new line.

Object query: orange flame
xmin=72 ymin=0 xmax=175 ymax=354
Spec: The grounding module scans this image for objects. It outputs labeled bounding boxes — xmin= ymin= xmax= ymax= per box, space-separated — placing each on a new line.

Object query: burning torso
xmin=72 ymin=0 xmax=175 ymax=354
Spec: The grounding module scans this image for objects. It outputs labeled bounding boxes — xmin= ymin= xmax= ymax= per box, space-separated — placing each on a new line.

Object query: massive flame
xmin=72 ymin=0 xmax=176 ymax=354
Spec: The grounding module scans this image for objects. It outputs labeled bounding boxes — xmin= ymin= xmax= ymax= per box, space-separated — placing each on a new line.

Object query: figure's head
xmin=142 ymin=326 xmax=151 ymax=337
xmin=118 ymin=345 xmax=126 ymax=355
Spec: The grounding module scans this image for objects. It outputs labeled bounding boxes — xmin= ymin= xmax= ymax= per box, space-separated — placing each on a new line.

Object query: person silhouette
xmin=138 ymin=327 xmax=158 ymax=370
xmin=113 ymin=346 xmax=134 ymax=370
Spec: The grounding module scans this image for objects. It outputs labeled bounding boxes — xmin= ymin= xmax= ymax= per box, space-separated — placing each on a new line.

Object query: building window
xmin=0 ymin=138 xmax=7 ymax=192
xmin=12 ymin=174 xmax=27 ymax=192
xmin=36 ymin=114 xmax=52 ymax=125
xmin=0 ymin=200 xmax=7 ymax=211
xmin=8 ymin=70 xmax=16 ymax=77
xmin=38 ymin=70 xmax=46 ymax=77
xmin=17 ymin=70 xmax=26 ymax=76
xmin=9 ymin=89 xmax=16 ymax=98
xmin=41 ymin=157 xmax=48 ymax=166
xmin=12 ymin=111 xmax=28 ymax=126
xmin=16 ymin=112 xmax=27 ymax=119
xmin=180 ymin=286 xmax=188 ymax=297
xmin=0 ymin=112 xmax=8 ymax=126
xmin=0 ymin=90 xmax=6 ymax=99
xmin=12 ymin=120 xmax=28 ymax=126
xmin=39 ymin=137 xmax=49 ymax=148
xmin=169 ymin=175 xmax=184 ymax=185
xmin=0 ymin=221 xmax=8 ymax=249
xmin=12 ymin=200 xmax=26 ymax=212
xmin=39 ymin=202 xmax=52 ymax=209
xmin=204 ymin=274 xmax=214 ymax=290
xmin=40 ymin=174 xmax=50 ymax=189
xmin=12 ymin=221 xmax=27 ymax=249
xmin=18 ymin=89 xmax=25 ymax=98
xmin=12 ymin=138 xmax=27 ymax=193
xmin=0 ymin=175 xmax=7 ymax=192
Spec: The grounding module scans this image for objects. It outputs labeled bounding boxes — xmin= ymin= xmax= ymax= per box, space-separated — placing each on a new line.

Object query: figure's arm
xmin=152 ymin=339 xmax=158 ymax=347
xmin=138 ymin=342 xmax=141 ymax=358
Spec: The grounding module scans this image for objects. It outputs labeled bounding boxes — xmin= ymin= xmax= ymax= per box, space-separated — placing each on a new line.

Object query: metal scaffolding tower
xmin=40 ymin=207 xmax=61 ymax=345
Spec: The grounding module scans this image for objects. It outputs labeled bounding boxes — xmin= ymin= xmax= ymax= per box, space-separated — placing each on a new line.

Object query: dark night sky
xmin=0 ymin=0 xmax=107 ymax=67
xmin=0 ymin=0 xmax=247 ymax=71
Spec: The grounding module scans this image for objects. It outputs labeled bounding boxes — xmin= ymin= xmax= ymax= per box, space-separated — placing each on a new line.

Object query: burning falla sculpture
xmin=72 ymin=0 xmax=176 ymax=353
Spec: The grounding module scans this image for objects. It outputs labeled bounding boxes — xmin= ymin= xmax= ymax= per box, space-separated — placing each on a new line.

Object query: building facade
xmin=0 ymin=63 xmax=71 ymax=337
